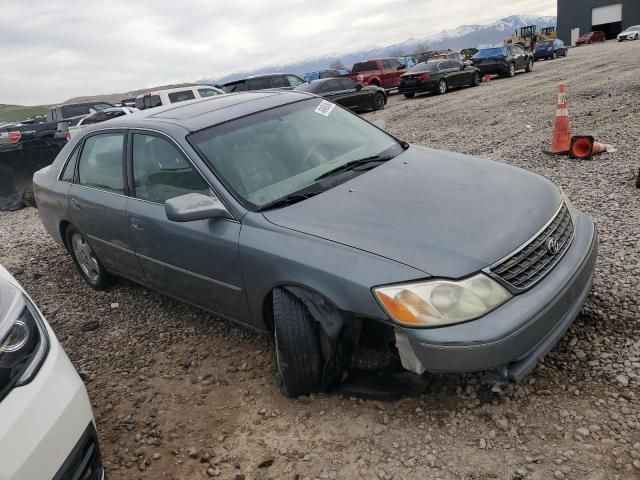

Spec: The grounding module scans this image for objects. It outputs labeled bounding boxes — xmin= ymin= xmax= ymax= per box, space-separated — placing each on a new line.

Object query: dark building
xmin=558 ymin=0 xmax=640 ymax=44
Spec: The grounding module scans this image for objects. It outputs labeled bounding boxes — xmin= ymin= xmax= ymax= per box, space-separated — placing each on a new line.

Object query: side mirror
xmin=165 ymin=193 xmax=231 ymax=222
xmin=355 ymin=83 xmax=363 ymax=91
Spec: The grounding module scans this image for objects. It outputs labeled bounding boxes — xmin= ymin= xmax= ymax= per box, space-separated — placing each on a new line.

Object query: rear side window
xmin=131 ymin=133 xmax=209 ymax=204
xmin=60 ymin=146 xmax=80 ymax=182
xmin=77 ymin=133 xmax=125 ymax=193
xmin=271 ymin=76 xmax=289 ymax=88
xmin=168 ymin=90 xmax=196 ymax=103
xmin=337 ymin=78 xmax=358 ymax=89
xmin=352 ymin=61 xmax=378 ymax=73
xmin=247 ymin=77 xmax=272 ymax=90
xmin=320 ymin=79 xmax=341 ymax=93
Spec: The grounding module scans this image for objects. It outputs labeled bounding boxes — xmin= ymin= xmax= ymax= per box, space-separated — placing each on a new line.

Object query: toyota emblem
xmin=546 ymin=237 xmax=559 ymax=255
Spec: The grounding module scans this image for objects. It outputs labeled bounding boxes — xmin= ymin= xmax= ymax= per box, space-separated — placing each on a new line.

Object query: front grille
xmin=489 ymin=203 xmax=574 ymax=291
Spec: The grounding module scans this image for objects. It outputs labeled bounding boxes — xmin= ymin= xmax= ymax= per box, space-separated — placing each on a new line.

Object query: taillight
xmin=8 ymin=131 xmax=21 ymax=144
xmin=418 ymin=74 xmax=432 ymax=81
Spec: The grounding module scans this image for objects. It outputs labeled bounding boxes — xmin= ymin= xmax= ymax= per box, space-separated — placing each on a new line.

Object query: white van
xmin=135 ymin=85 xmax=224 ymax=110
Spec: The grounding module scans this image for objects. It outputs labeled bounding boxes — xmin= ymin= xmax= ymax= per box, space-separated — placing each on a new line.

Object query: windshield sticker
xmin=315 ymin=100 xmax=335 ymax=117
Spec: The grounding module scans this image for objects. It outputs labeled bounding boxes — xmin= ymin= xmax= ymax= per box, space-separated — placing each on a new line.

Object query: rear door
xmin=338 ymin=78 xmax=370 ymax=109
xmin=124 ymin=130 xmax=249 ymax=321
xmin=320 ymin=79 xmax=353 ymax=108
xmin=69 ymin=130 xmax=145 ymax=281
xmin=510 ymin=45 xmax=527 ymax=69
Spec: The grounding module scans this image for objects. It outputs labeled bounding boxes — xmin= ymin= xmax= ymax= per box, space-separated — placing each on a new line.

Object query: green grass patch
xmin=0 ymin=104 xmax=49 ymax=123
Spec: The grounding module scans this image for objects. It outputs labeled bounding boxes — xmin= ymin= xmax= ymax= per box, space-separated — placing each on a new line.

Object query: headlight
xmin=373 ymin=274 xmax=512 ymax=328
xmin=0 ymin=295 xmax=49 ymax=401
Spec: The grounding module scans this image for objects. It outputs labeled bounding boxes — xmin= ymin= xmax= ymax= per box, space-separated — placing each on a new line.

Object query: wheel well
xmin=59 ymin=221 xmax=72 ymax=252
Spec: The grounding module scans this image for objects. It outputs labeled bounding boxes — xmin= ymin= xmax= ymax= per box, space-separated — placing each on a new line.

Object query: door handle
xmin=71 ymin=198 xmax=81 ymax=210
xmin=131 ymin=218 xmax=146 ymax=231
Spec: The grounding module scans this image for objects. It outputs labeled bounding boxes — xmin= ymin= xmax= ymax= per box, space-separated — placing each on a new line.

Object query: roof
xmin=134 ymin=85 xmax=215 ymax=99
xmin=223 ymin=73 xmax=301 ymax=86
xmin=106 ymin=90 xmax=314 ymax=132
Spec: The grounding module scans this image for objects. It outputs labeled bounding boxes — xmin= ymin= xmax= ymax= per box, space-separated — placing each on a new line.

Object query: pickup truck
xmin=0 ymin=101 xmax=111 ymax=210
xmin=346 ymin=59 xmax=406 ymax=90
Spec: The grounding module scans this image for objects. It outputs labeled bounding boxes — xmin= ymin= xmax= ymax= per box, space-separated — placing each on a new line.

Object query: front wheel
xmin=66 ymin=226 xmax=112 ymax=290
xmin=403 ymin=93 xmax=415 ymax=99
xmin=372 ymin=92 xmax=385 ymax=111
xmin=437 ymin=79 xmax=448 ymax=95
xmin=552 ymin=52 xmax=558 ymax=60
xmin=273 ymin=288 xmax=322 ymax=397
xmin=525 ymin=59 xmax=533 ymax=72
xmin=471 ymin=72 xmax=481 ymax=87
xmin=507 ymin=63 xmax=516 ymax=78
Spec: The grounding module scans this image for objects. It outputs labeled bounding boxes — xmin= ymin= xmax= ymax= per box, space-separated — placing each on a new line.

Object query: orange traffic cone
xmin=548 ymin=84 xmax=571 ymax=155
xmin=570 ymin=135 xmax=618 ymax=159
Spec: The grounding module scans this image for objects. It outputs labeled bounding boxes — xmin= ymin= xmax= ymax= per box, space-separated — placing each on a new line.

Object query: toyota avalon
xmin=33 ymin=91 xmax=598 ymax=397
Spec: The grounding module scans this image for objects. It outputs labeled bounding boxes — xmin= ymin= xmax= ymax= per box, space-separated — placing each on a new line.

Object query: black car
xmin=398 ymin=60 xmax=481 ymax=98
xmin=294 ymin=78 xmax=386 ymax=111
xmin=222 ymin=74 xmax=305 ymax=93
xmin=471 ymin=45 xmax=533 ymax=78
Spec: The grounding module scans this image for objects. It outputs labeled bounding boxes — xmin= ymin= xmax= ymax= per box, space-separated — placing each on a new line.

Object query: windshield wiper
xmin=315 ymin=155 xmax=394 ymax=181
xmin=258 ymin=191 xmax=321 ymax=211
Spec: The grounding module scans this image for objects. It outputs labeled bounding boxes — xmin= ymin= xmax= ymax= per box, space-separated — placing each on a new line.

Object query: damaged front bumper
xmin=394 ymin=211 xmax=597 ymax=382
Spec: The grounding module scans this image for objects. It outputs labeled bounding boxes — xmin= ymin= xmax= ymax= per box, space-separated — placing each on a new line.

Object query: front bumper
xmin=0 ymin=323 xmax=104 ymax=480
xmin=396 ymin=211 xmax=597 ymax=381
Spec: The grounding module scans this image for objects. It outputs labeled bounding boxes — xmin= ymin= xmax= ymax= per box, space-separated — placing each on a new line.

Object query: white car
xmin=618 ymin=25 xmax=640 ymax=41
xmin=135 ymin=85 xmax=224 ymax=110
xmin=0 ymin=265 xmax=104 ymax=480
xmin=68 ymin=106 xmax=138 ymax=139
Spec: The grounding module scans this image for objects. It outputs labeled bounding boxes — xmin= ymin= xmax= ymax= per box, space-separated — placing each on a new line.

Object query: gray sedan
xmin=33 ymin=91 xmax=598 ymax=397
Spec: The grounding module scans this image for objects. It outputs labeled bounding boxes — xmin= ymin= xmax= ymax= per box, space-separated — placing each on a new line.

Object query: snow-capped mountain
xmin=200 ymin=14 xmax=556 ymax=85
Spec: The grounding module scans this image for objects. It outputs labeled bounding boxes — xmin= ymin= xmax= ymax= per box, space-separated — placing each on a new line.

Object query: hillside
xmin=0 ymin=104 xmax=49 ymax=123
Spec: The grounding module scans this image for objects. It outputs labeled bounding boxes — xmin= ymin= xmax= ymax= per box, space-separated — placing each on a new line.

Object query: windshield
xmin=189 ymin=98 xmax=402 ymax=209
xmin=473 ymin=47 xmax=507 ymax=59
xmin=407 ymin=61 xmax=441 ymax=73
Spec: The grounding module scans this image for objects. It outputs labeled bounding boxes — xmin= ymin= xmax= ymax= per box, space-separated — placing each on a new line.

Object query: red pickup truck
xmin=346 ymin=58 xmax=406 ymax=90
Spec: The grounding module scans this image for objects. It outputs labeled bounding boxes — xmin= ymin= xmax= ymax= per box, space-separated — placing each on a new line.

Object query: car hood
xmin=262 ymin=146 xmax=562 ymax=278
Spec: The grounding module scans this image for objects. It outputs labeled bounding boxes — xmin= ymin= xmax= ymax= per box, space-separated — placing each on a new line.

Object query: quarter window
xmin=77 ymin=133 xmax=125 ymax=193
xmin=60 ymin=146 xmax=81 ymax=182
xmin=131 ymin=134 xmax=209 ymax=204
xmin=198 ymin=88 xmax=221 ymax=97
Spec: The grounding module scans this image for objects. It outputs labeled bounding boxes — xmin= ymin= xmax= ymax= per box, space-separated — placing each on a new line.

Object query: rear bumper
xmin=397 ymin=211 xmax=597 ymax=381
xmin=534 ymin=52 xmax=552 ymax=59
xmin=398 ymin=82 xmax=437 ymax=94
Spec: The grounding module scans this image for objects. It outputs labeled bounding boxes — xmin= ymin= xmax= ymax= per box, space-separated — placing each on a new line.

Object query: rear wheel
xmin=66 ymin=226 xmax=112 ymax=290
xmin=403 ymin=93 xmax=415 ymax=99
xmin=552 ymin=51 xmax=558 ymax=60
xmin=372 ymin=92 xmax=385 ymax=111
xmin=507 ymin=63 xmax=516 ymax=78
xmin=273 ymin=288 xmax=322 ymax=397
xmin=525 ymin=59 xmax=533 ymax=72
xmin=437 ymin=79 xmax=448 ymax=95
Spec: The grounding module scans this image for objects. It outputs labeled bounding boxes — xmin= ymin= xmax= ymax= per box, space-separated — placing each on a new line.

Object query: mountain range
xmin=200 ymin=14 xmax=556 ymax=85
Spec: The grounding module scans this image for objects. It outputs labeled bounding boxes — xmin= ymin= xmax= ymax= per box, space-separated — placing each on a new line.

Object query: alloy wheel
xmin=438 ymin=80 xmax=447 ymax=94
xmin=71 ymin=233 xmax=100 ymax=282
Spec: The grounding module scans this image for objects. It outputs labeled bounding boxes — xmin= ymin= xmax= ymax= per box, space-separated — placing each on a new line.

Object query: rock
xmin=495 ymin=418 xmax=509 ymax=431
xmin=576 ymin=427 xmax=590 ymax=438
xmin=188 ymin=447 xmax=199 ymax=458
xmin=553 ymin=471 xmax=565 ymax=479
xmin=615 ymin=375 xmax=629 ymax=387
xmin=479 ymin=438 xmax=487 ymax=449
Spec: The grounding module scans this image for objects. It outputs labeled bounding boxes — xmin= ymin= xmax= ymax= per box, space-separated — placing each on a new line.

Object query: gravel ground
xmin=1 ymin=40 xmax=639 ymax=480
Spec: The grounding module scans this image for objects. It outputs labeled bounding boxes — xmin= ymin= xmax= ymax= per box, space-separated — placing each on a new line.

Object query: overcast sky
xmin=1 ymin=0 xmax=555 ymax=105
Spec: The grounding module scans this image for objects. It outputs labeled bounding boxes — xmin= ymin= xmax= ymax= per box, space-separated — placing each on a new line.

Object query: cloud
xmin=0 ymin=0 xmax=555 ymax=105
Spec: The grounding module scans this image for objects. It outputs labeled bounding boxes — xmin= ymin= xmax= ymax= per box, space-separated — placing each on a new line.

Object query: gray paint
xmin=558 ymin=0 xmax=640 ymax=43
xmin=33 ymin=91 xmax=598 ymax=378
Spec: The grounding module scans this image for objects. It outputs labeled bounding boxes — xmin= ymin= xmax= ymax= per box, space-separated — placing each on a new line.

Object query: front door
xmin=124 ymin=131 xmax=250 ymax=323
xmin=69 ymin=131 xmax=145 ymax=282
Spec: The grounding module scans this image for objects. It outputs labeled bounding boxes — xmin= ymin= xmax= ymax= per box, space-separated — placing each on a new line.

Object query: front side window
xmin=77 ymin=133 xmax=124 ymax=193
xmin=168 ymin=90 xmax=196 ymax=103
xmin=132 ymin=134 xmax=209 ymax=204
xmin=189 ymin=98 xmax=403 ymax=209
xmin=287 ymin=75 xmax=304 ymax=87
xmin=247 ymin=77 xmax=272 ymax=90
xmin=198 ymin=88 xmax=221 ymax=98
xmin=271 ymin=76 xmax=289 ymax=88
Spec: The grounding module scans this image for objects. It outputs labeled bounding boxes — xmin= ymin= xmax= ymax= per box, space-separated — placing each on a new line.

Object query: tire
xmin=635 ymin=34 xmax=639 ymax=40
xmin=273 ymin=288 xmax=322 ymax=397
xmin=66 ymin=225 xmax=112 ymax=290
xmin=552 ymin=52 xmax=558 ymax=60
xmin=525 ymin=59 xmax=533 ymax=72
xmin=507 ymin=63 xmax=516 ymax=78
xmin=403 ymin=93 xmax=415 ymax=99
xmin=471 ymin=72 xmax=481 ymax=87
xmin=437 ymin=79 xmax=447 ymax=95
xmin=372 ymin=92 xmax=385 ymax=111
